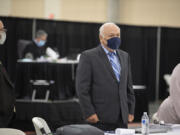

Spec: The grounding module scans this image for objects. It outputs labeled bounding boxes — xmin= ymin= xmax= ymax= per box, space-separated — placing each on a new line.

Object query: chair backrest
xmin=32 ymin=117 xmax=51 ymax=135
xmin=17 ymin=39 xmax=31 ymax=59
xmin=0 ymin=128 xmax=25 ymax=135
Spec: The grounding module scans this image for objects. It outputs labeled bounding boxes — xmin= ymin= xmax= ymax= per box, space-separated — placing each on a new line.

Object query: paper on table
xmin=115 ymin=128 xmax=135 ymax=135
xmin=104 ymin=133 xmax=115 ymax=135
xmin=170 ymin=124 xmax=180 ymax=132
xmin=46 ymin=47 xmax=59 ymax=60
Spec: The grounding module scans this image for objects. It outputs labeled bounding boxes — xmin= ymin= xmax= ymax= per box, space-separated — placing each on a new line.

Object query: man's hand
xmin=128 ymin=114 xmax=134 ymax=122
xmin=86 ymin=114 xmax=99 ymax=123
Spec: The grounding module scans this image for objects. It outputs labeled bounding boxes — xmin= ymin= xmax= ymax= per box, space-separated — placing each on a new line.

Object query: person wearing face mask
xmin=23 ymin=30 xmax=48 ymax=59
xmin=76 ymin=22 xmax=135 ymax=131
xmin=0 ymin=20 xmax=16 ymax=127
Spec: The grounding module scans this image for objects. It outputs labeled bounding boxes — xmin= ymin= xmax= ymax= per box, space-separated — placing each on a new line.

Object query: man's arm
xmin=76 ymin=52 xmax=97 ymax=121
xmin=127 ymin=54 xmax=135 ymax=122
xmin=22 ymin=44 xmax=33 ymax=58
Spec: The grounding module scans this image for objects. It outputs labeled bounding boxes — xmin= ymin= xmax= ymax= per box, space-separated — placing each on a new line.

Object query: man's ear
xmin=99 ymin=34 xmax=103 ymax=44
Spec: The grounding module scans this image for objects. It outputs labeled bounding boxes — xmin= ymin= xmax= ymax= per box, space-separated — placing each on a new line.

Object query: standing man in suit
xmin=0 ymin=20 xmax=15 ymax=127
xmin=76 ymin=22 xmax=135 ymax=131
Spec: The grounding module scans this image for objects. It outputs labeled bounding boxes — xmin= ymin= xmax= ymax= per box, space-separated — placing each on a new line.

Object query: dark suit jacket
xmin=0 ymin=63 xmax=15 ymax=127
xmin=23 ymin=41 xmax=47 ymax=59
xmin=76 ymin=46 xmax=135 ymax=124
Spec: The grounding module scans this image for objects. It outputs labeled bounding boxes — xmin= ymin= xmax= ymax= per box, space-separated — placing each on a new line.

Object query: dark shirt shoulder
xmin=23 ymin=41 xmax=47 ymax=59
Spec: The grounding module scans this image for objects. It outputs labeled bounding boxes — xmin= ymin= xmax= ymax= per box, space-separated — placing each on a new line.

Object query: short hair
xmin=99 ymin=22 xmax=120 ymax=37
xmin=35 ymin=30 xmax=48 ymax=38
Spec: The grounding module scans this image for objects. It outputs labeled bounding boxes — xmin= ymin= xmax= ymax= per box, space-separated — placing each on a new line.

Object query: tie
xmin=108 ymin=52 xmax=121 ymax=82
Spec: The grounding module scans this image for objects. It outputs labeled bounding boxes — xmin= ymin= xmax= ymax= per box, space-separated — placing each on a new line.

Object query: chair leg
xmin=32 ymin=90 xmax=36 ymax=101
xmin=45 ymin=90 xmax=50 ymax=102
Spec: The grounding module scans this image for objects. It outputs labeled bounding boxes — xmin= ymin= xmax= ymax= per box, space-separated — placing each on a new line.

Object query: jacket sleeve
xmin=76 ymin=52 xmax=95 ymax=119
xmin=127 ymin=54 xmax=135 ymax=114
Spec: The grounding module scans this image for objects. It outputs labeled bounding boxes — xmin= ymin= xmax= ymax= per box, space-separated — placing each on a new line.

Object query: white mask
xmin=0 ymin=31 xmax=6 ymax=45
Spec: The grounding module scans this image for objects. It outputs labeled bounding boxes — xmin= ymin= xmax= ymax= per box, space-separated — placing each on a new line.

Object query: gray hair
xmin=99 ymin=22 xmax=120 ymax=37
xmin=35 ymin=30 xmax=48 ymax=38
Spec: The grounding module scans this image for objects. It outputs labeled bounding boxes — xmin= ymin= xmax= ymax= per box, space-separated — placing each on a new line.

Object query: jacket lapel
xmin=98 ymin=46 xmax=118 ymax=81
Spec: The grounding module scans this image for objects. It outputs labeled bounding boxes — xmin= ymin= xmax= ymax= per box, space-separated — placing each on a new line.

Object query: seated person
xmin=23 ymin=30 xmax=48 ymax=60
xmin=156 ymin=63 xmax=180 ymax=124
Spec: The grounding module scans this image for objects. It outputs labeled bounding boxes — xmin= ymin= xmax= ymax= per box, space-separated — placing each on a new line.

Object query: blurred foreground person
xmin=156 ymin=63 xmax=180 ymax=124
xmin=0 ymin=20 xmax=15 ymax=127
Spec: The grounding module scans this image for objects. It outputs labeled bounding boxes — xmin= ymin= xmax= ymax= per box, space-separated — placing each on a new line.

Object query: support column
xmin=107 ymin=0 xmax=119 ymax=22
xmin=155 ymin=27 xmax=161 ymax=101
xmin=32 ymin=19 xmax=36 ymax=39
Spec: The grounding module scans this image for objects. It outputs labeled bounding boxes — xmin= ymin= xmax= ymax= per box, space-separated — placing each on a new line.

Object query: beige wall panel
xmin=60 ymin=0 xmax=107 ymax=22
xmin=118 ymin=0 xmax=180 ymax=27
xmin=11 ymin=0 xmax=44 ymax=18
xmin=0 ymin=0 xmax=11 ymax=16
xmin=44 ymin=0 xmax=61 ymax=19
xmin=5 ymin=0 xmax=180 ymax=27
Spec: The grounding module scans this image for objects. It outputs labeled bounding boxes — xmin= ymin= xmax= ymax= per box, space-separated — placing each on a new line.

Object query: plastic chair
xmin=32 ymin=117 xmax=52 ymax=135
xmin=30 ymin=80 xmax=55 ymax=102
xmin=0 ymin=128 xmax=25 ymax=135
xmin=17 ymin=39 xmax=31 ymax=59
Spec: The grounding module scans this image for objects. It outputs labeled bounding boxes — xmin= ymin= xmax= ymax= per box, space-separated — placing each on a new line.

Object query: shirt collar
xmin=101 ymin=44 xmax=116 ymax=55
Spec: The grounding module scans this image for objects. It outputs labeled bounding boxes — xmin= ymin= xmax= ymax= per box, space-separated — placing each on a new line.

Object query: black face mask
xmin=107 ymin=37 xmax=121 ymax=50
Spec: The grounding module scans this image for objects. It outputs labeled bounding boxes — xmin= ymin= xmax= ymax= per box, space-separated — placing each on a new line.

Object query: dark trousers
xmin=90 ymin=121 xmax=127 ymax=131
xmin=0 ymin=112 xmax=16 ymax=128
